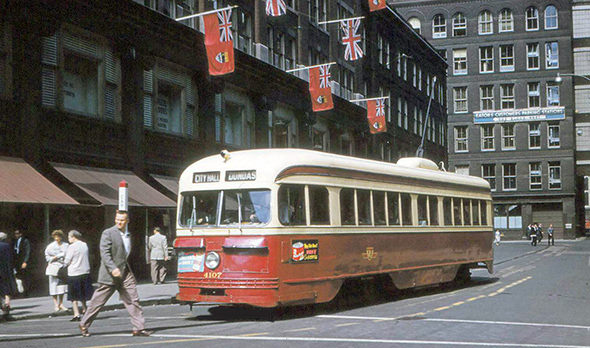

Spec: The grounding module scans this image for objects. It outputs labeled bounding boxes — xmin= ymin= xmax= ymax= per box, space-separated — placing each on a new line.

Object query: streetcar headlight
xmin=205 ymin=251 xmax=220 ymax=270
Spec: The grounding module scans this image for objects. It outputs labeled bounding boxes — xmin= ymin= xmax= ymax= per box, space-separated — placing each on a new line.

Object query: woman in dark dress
xmin=0 ymin=232 xmax=17 ymax=319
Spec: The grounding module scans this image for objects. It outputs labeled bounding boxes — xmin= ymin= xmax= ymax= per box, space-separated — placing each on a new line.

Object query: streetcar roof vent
xmin=396 ymin=157 xmax=440 ymax=171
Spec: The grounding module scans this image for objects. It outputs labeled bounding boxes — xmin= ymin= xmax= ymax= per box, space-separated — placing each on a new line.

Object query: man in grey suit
xmin=148 ymin=227 xmax=168 ymax=285
xmin=79 ymin=210 xmax=152 ymax=337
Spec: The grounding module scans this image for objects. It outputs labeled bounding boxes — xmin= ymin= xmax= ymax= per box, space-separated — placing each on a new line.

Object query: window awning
xmin=151 ymin=174 xmax=179 ymax=196
xmin=52 ymin=163 xmax=175 ymax=208
xmin=0 ymin=157 xmax=78 ymax=205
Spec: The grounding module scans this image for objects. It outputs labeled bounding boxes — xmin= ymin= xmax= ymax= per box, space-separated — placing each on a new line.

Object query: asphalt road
xmin=2 ymin=240 xmax=590 ymax=348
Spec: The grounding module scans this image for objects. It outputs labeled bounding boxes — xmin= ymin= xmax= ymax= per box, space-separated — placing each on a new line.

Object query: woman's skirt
xmin=48 ymin=275 xmax=68 ymax=296
xmin=67 ymin=274 xmax=94 ymax=302
xmin=0 ymin=273 xmax=17 ymax=297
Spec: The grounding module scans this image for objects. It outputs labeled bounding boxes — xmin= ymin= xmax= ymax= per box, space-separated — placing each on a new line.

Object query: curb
xmin=11 ymin=296 xmax=178 ymax=321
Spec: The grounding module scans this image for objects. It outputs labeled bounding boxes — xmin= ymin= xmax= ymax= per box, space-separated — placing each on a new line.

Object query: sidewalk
xmin=6 ymin=281 xmax=179 ymax=321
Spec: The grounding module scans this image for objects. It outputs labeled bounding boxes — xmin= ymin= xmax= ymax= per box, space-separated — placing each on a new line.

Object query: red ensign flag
xmin=368 ymin=0 xmax=386 ymax=12
xmin=367 ymin=98 xmax=387 ymax=134
xmin=203 ymin=9 xmax=235 ymax=76
xmin=308 ymin=65 xmax=334 ymax=112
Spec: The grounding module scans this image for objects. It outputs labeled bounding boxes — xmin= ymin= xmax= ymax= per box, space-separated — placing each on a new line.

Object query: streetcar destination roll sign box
xmin=226 ymin=170 xmax=257 ymax=181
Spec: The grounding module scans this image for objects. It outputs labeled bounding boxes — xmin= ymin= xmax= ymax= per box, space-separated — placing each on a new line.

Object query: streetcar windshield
xmin=179 ymin=189 xmax=271 ymax=227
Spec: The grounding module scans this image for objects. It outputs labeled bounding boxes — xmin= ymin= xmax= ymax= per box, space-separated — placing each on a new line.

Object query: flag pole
xmin=349 ymin=96 xmax=390 ymax=102
xmin=176 ymin=5 xmax=238 ymax=21
xmin=286 ymin=62 xmax=337 ymax=73
xmin=317 ymin=16 xmax=365 ymax=25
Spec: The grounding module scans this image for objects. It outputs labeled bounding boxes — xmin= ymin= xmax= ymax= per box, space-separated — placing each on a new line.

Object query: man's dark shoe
xmin=79 ymin=324 xmax=91 ymax=337
xmin=132 ymin=329 xmax=153 ymax=337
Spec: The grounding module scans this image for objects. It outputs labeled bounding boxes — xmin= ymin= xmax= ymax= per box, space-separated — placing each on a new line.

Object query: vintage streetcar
xmin=174 ymin=149 xmax=493 ymax=308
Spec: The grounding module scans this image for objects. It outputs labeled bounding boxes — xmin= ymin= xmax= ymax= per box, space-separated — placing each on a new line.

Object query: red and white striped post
xmin=118 ymin=180 xmax=128 ymax=212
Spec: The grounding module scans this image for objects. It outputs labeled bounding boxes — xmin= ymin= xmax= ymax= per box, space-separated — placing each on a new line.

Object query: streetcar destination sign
xmin=193 ymin=171 xmax=220 ymax=183
xmin=226 ymin=170 xmax=257 ymax=181
xmin=473 ymin=106 xmax=565 ymax=124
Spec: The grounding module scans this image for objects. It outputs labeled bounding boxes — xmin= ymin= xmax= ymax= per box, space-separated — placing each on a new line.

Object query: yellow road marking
xmin=284 ymin=327 xmax=316 ymax=332
xmin=452 ymin=301 xmax=465 ymax=306
xmin=434 ymin=306 xmax=451 ymax=311
xmin=240 ymin=332 xmax=269 ymax=337
xmin=335 ymin=322 xmax=359 ymax=327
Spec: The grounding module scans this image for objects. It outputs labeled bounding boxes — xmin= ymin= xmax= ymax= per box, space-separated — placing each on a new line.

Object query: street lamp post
xmin=555 ymin=72 xmax=590 ymax=83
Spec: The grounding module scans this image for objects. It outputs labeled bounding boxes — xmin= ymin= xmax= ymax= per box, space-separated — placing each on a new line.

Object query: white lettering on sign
xmin=193 ymin=172 xmax=220 ymax=183
xmin=225 ymin=170 xmax=257 ymax=182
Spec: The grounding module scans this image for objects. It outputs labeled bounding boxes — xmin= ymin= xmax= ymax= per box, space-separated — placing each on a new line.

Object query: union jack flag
xmin=341 ymin=19 xmax=363 ymax=61
xmin=375 ymin=98 xmax=385 ymax=117
xmin=319 ymin=64 xmax=331 ymax=89
xmin=217 ymin=9 xmax=233 ymax=42
xmin=266 ymin=0 xmax=287 ymax=16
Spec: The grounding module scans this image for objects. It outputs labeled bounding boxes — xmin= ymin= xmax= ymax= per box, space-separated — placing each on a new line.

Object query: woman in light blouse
xmin=63 ymin=230 xmax=94 ymax=321
xmin=44 ymin=229 xmax=69 ymax=312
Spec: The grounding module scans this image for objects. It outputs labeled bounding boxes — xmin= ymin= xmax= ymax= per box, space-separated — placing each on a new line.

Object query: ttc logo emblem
xmin=362 ymin=247 xmax=377 ymax=261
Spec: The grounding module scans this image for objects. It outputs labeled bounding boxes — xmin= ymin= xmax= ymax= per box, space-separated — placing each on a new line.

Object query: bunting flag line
xmin=341 ymin=18 xmax=363 ymax=61
xmin=367 ymin=98 xmax=387 ymax=134
xmin=368 ymin=0 xmax=387 ymax=12
xmin=203 ymin=8 xmax=235 ymax=76
xmin=266 ymin=0 xmax=287 ymax=16
xmin=308 ymin=64 xmax=334 ymax=112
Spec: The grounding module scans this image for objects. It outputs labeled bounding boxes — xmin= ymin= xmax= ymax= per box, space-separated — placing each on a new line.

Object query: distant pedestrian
xmin=44 ymin=229 xmax=69 ymax=312
xmin=12 ymin=230 xmax=30 ymax=296
xmin=494 ymin=230 xmax=501 ymax=246
xmin=526 ymin=224 xmax=533 ymax=240
xmin=547 ymin=224 xmax=555 ymax=246
xmin=78 ymin=210 xmax=152 ymax=337
xmin=530 ymin=224 xmax=538 ymax=246
xmin=148 ymin=227 xmax=168 ymax=285
xmin=0 ymin=232 xmax=17 ymax=321
xmin=63 ymin=230 xmax=94 ymax=322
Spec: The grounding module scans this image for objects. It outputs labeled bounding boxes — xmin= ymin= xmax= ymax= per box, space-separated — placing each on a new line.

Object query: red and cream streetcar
xmin=174 ymin=149 xmax=493 ymax=307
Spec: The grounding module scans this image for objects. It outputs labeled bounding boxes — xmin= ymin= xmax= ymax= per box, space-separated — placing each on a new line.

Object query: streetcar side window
xmin=340 ymin=188 xmax=355 ymax=225
xmin=309 ymin=185 xmax=330 ymax=225
xmin=480 ymin=200 xmax=488 ymax=225
xmin=453 ymin=198 xmax=463 ymax=225
xmin=400 ymin=193 xmax=412 ymax=226
xmin=417 ymin=195 xmax=428 ymax=226
xmin=278 ymin=184 xmax=306 ymax=225
xmin=387 ymin=192 xmax=400 ymax=225
xmin=357 ymin=189 xmax=372 ymax=225
xmin=429 ymin=196 xmax=439 ymax=226
xmin=443 ymin=197 xmax=452 ymax=225
xmin=373 ymin=191 xmax=386 ymax=225
xmin=463 ymin=199 xmax=472 ymax=225
xmin=472 ymin=199 xmax=480 ymax=225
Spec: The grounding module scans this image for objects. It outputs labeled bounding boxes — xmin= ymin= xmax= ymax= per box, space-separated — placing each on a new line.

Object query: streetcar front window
xmin=179 ymin=189 xmax=270 ymax=227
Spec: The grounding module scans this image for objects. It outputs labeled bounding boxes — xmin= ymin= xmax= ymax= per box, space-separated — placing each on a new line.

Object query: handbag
xmin=45 ymin=263 xmax=60 ymax=276
xmin=57 ymin=266 xmax=68 ymax=284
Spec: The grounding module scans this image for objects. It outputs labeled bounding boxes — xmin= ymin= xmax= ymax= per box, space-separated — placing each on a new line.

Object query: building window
xmin=549 ymin=161 xmax=561 ymax=189
xmin=526 ymin=7 xmax=539 ymax=31
xmin=545 ymin=5 xmax=558 ymax=30
xmin=585 ymin=177 xmax=590 ymax=209
xmin=481 ymin=125 xmax=495 ymax=151
xmin=478 ymin=10 xmax=493 ymax=35
xmin=499 ymin=9 xmax=513 ymax=32
xmin=432 ymin=14 xmax=447 ymax=38
xmin=527 ymin=43 xmax=540 ymax=70
xmin=479 ymin=46 xmax=494 ymax=73
xmin=529 ymin=122 xmax=541 ymax=149
xmin=482 ymin=164 xmax=496 ymax=191
xmin=548 ymin=123 xmax=560 ymax=148
xmin=309 ymin=0 xmax=327 ymax=29
xmin=452 ymin=12 xmax=467 ymax=36
xmin=224 ymin=102 xmax=246 ymax=146
xmin=547 ymin=83 xmax=560 ymax=106
xmin=528 ymin=82 xmax=540 ymax=108
xmin=235 ymin=9 xmax=253 ymax=55
xmin=503 ymin=163 xmax=517 ymax=191
xmin=312 ymin=127 xmax=327 ymax=151
xmin=499 ymin=45 xmax=514 ymax=72
xmin=546 ymin=42 xmax=559 ymax=69
xmin=42 ymin=29 xmax=121 ymax=121
xmin=408 ymin=17 xmax=421 ymax=34
xmin=455 ymin=126 xmax=468 ymax=152
xmin=480 ymin=85 xmax=494 ymax=110
xmin=529 ymin=162 xmax=542 ymax=190
xmin=501 ymin=84 xmax=515 ymax=109
xmin=453 ymin=48 xmax=467 ymax=75
xmin=502 ymin=124 xmax=515 ymax=150
xmin=454 ymin=87 xmax=468 ymax=113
